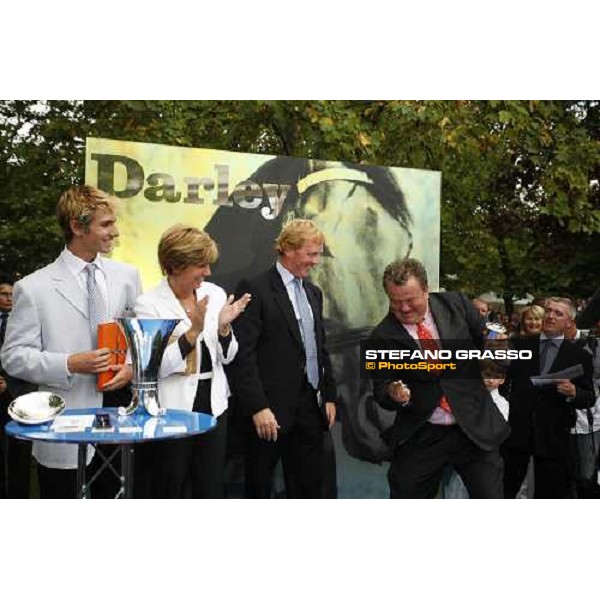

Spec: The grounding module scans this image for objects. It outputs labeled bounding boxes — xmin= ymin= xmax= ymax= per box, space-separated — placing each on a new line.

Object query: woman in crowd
xmin=505 ymin=303 xmax=545 ymax=499
xmin=519 ymin=304 xmax=545 ymax=336
xmin=135 ymin=224 xmax=251 ymax=498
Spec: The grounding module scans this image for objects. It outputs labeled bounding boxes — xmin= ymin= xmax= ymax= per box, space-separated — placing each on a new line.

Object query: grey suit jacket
xmin=1 ymin=249 xmax=142 ymax=468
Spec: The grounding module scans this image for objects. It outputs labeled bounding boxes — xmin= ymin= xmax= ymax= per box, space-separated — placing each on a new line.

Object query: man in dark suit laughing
xmin=232 ymin=219 xmax=338 ymax=498
xmin=371 ymin=258 xmax=510 ymax=498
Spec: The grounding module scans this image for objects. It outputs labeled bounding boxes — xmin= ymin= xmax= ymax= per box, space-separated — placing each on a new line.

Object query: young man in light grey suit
xmin=1 ymin=185 xmax=142 ymax=498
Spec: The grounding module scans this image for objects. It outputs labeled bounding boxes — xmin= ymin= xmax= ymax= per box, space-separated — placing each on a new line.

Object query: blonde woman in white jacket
xmin=135 ymin=225 xmax=250 ymax=498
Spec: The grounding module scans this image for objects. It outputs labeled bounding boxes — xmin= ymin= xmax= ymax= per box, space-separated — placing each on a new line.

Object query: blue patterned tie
xmin=86 ymin=263 xmax=106 ymax=347
xmin=540 ymin=338 xmax=558 ymax=375
xmin=293 ymin=277 xmax=319 ymax=389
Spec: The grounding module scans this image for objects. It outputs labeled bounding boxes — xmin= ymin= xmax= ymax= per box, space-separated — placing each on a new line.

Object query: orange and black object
xmin=97 ymin=322 xmax=128 ymax=390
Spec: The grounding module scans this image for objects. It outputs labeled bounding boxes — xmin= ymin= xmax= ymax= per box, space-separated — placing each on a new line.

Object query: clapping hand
xmin=189 ymin=295 xmax=209 ymax=334
xmin=218 ymin=293 xmax=252 ymax=331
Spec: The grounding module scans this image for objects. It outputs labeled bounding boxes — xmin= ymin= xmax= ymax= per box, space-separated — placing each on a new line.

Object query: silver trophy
xmin=117 ymin=318 xmax=180 ymax=417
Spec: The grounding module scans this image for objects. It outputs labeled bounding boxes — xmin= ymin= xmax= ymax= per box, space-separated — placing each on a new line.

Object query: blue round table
xmin=5 ymin=407 xmax=216 ymax=499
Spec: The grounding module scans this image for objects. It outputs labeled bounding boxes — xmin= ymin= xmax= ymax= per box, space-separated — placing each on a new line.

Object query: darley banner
xmin=85 ymin=137 xmax=441 ymax=472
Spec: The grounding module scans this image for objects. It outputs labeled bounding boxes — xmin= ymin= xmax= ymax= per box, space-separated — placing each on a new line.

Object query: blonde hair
xmin=519 ymin=304 xmax=545 ymax=336
xmin=57 ymin=185 xmax=115 ymax=242
xmin=275 ymin=219 xmax=324 ymax=255
xmin=158 ymin=225 xmax=219 ymax=275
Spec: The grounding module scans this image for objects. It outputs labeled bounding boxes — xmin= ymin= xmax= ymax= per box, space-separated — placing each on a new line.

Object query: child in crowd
xmin=481 ymin=359 xmax=509 ymax=422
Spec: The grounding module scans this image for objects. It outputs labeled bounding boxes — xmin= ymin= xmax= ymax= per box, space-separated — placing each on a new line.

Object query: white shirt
xmin=276 ymin=261 xmax=313 ymax=322
xmin=572 ymin=395 xmax=600 ymax=434
xmin=61 ymin=247 xmax=110 ymax=376
xmin=402 ymin=307 xmax=456 ymax=426
xmin=572 ymin=330 xmax=600 ymax=433
xmin=490 ymin=388 xmax=509 ymax=422
xmin=61 ymin=246 xmax=108 ymax=320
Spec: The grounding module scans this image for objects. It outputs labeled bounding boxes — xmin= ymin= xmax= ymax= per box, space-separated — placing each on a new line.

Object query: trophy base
xmin=118 ymin=388 xmax=165 ymax=417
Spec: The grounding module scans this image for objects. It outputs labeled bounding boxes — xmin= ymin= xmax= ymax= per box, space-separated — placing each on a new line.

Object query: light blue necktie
xmin=86 ymin=263 xmax=106 ymax=346
xmin=293 ymin=277 xmax=319 ymax=389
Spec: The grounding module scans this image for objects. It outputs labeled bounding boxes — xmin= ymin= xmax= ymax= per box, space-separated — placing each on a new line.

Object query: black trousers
xmin=152 ymin=411 xmax=228 ymax=499
xmin=0 ymin=437 xmax=32 ymax=499
xmin=1 ymin=390 xmax=33 ymax=498
xmin=37 ymin=463 xmax=79 ymax=499
xmin=502 ymin=447 xmax=576 ymax=499
xmin=244 ymin=388 xmax=326 ymax=499
xmin=1 ymin=426 xmax=32 ymax=499
xmin=388 ymin=423 xmax=504 ymax=499
xmin=137 ymin=379 xmax=229 ymax=499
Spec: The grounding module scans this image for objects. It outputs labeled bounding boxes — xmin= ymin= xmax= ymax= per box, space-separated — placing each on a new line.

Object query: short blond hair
xmin=158 ymin=224 xmax=218 ymax=275
xmin=275 ymin=219 xmax=324 ymax=255
xmin=519 ymin=304 xmax=545 ymax=335
xmin=522 ymin=304 xmax=545 ymax=321
xmin=57 ymin=185 xmax=116 ymax=242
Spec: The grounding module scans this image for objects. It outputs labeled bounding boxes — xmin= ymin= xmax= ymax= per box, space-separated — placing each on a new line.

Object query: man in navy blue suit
xmin=232 ymin=219 xmax=338 ymax=498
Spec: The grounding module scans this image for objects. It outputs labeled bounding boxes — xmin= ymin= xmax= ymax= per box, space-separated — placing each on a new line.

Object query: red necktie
xmin=416 ymin=320 xmax=452 ymax=414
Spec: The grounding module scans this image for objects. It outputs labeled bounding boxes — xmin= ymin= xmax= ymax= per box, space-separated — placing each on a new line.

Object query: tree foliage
xmin=1 ymin=100 xmax=598 ymax=300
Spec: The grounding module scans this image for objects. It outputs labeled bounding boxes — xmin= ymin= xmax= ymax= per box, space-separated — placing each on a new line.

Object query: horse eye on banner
xmin=322 ymin=243 xmax=334 ymax=258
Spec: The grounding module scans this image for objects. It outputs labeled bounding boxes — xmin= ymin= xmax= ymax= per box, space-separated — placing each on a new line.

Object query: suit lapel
xmin=269 ymin=267 xmax=304 ymax=350
xmin=52 ymin=255 xmax=88 ymax=319
xmin=550 ymin=338 xmax=577 ymax=374
xmin=103 ymin=259 xmax=118 ymax=318
xmin=428 ymin=294 xmax=452 ymax=344
xmin=157 ymin=278 xmax=189 ymax=322
xmin=385 ymin=312 xmax=419 ymax=349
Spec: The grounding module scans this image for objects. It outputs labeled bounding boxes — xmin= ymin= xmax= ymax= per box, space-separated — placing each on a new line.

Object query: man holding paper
xmin=503 ymin=297 xmax=595 ymax=498
xmin=1 ymin=185 xmax=142 ymax=498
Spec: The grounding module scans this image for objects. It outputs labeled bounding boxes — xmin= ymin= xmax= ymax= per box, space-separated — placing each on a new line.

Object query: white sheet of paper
xmin=163 ymin=426 xmax=187 ymax=434
xmin=530 ymin=365 xmax=584 ymax=387
xmin=51 ymin=415 xmax=95 ymax=432
xmin=118 ymin=426 xmax=142 ymax=433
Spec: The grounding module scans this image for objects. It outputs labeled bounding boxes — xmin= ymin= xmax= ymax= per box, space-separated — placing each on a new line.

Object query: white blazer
xmin=1 ymin=250 xmax=142 ymax=469
xmin=134 ymin=278 xmax=238 ymax=417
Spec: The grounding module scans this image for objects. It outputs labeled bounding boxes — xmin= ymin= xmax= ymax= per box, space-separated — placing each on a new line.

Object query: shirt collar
xmin=61 ymin=246 xmax=104 ymax=278
xmin=416 ymin=306 xmax=433 ymax=327
xmin=401 ymin=307 xmax=435 ymax=334
xmin=540 ymin=332 xmax=564 ymax=343
xmin=276 ymin=261 xmax=297 ymax=287
xmin=423 ymin=306 xmax=432 ymax=324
